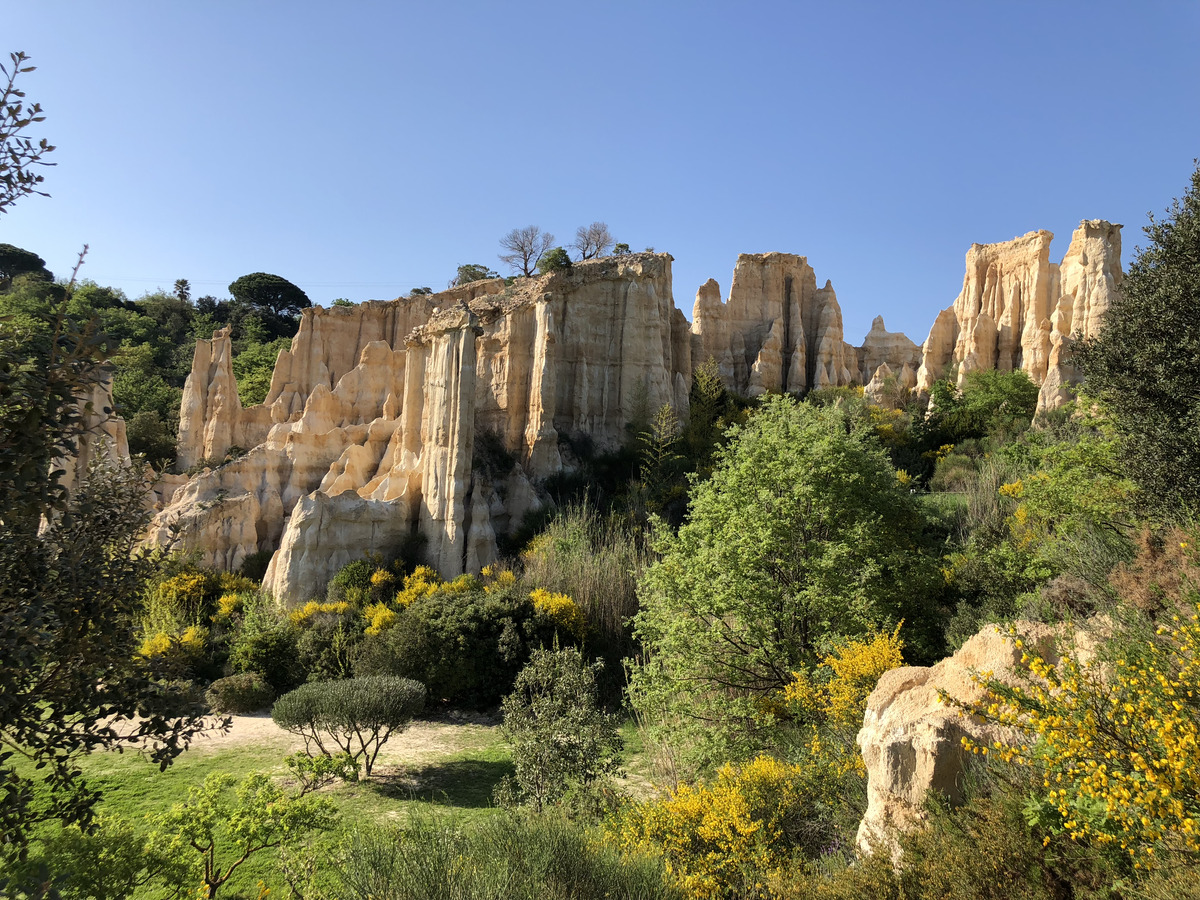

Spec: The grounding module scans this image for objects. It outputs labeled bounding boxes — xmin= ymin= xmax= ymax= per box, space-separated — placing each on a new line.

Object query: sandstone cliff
xmin=154 ymin=223 xmax=1119 ymax=600
xmin=915 ymin=220 xmax=1122 ymax=412
xmin=151 ymin=254 xmax=692 ymax=601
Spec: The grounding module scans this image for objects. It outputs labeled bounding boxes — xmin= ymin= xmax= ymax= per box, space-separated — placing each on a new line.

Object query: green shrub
xmin=239 ymin=548 xmax=273 ymax=582
xmin=326 ymin=557 xmax=377 ymax=605
xmin=495 ymin=648 xmax=622 ymax=813
xmin=204 ymin=672 xmax=275 ymax=714
xmin=328 ymin=812 xmax=677 ymax=900
xmin=228 ymin=612 xmax=302 ymax=694
xmin=536 ymin=246 xmax=572 ymax=275
xmin=272 ymin=676 xmax=426 ymax=776
xmin=353 ymin=583 xmax=554 ymax=708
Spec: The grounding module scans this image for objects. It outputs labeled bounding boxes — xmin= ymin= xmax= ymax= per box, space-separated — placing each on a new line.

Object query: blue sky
xmin=5 ymin=2 xmax=1199 ymax=344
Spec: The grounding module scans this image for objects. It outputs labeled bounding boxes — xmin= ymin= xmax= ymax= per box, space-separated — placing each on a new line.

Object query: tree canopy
xmin=1076 ymin=161 xmax=1200 ymax=517
xmin=499 ymin=226 xmax=555 ymax=277
xmin=0 ymin=51 xmax=55 ymax=215
xmin=0 ymin=242 xmax=51 ymax=284
xmin=227 ymin=272 xmax=311 ymax=317
xmin=628 ymin=396 xmax=942 ymax=770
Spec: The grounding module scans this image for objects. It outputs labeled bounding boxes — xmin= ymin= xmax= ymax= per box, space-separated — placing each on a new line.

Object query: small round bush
xmin=272 ymin=676 xmax=426 ymax=775
xmin=205 ymin=672 xmax=276 ymax=713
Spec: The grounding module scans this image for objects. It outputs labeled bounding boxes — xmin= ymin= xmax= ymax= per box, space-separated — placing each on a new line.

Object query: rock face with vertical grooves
xmin=914 ymin=220 xmax=1122 ymax=412
xmin=152 ymin=223 xmax=1120 ymax=602
xmin=151 ymin=254 xmax=693 ymax=602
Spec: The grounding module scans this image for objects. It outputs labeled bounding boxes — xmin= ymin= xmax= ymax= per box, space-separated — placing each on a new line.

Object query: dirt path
xmin=188 ymin=711 xmax=504 ymax=767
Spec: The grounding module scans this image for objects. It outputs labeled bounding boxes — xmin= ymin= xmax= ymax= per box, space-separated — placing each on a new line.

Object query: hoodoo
xmin=147 ymin=223 xmax=1122 ymax=601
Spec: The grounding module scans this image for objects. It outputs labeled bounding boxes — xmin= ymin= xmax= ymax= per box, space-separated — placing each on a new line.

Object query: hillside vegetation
xmin=2 ymin=164 xmax=1199 ymax=899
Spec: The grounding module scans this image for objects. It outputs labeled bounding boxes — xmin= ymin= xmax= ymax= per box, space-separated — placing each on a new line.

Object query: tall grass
xmin=518 ymin=504 xmax=653 ymax=683
xmin=329 ymin=812 xmax=677 ymax=900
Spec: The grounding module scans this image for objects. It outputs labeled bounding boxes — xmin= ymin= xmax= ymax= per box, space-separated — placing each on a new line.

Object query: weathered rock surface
xmin=58 ymin=370 xmax=133 ymax=495
xmin=156 ymin=223 xmax=1119 ymax=601
xmin=153 ymin=254 xmax=693 ymax=601
xmin=856 ymin=621 xmax=1101 ymax=856
xmin=915 ymin=220 xmax=1122 ymax=412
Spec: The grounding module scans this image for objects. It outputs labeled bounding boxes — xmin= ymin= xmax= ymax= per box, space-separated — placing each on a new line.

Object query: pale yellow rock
xmin=691 ymin=254 xmax=861 ymax=396
xmin=915 ymin=222 xmax=1122 ymax=410
xmin=856 ymin=621 xmax=1102 ymax=856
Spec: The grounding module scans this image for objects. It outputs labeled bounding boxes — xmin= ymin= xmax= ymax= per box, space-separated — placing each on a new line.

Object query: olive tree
xmin=628 ymin=396 xmax=942 ymax=771
xmin=272 ymin=676 xmax=426 ymax=776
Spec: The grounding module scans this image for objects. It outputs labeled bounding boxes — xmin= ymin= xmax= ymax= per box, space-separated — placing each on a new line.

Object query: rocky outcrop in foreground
xmin=855 ymin=621 xmax=1101 ymax=856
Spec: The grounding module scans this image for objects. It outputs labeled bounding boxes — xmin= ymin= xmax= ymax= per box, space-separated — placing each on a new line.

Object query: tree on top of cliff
xmin=571 ymin=222 xmax=614 ymax=260
xmin=499 ymin=226 xmax=555 ymax=277
xmin=536 ymin=247 xmax=572 ymax=275
xmin=1076 ymin=161 xmax=1200 ymax=517
xmin=227 ymin=272 xmax=311 ymax=317
xmin=449 ymin=263 xmax=498 ymax=287
xmin=0 ymin=51 xmax=55 ymax=216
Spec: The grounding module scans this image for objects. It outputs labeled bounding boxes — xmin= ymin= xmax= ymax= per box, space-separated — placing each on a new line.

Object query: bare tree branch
xmin=499 ymin=226 xmax=555 ymax=277
xmin=571 ymin=222 xmax=614 ymax=260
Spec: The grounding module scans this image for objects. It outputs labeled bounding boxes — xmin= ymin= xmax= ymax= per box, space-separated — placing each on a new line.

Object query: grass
xmin=12 ymin=716 xmax=515 ymax=898
xmin=14 ymin=710 xmax=657 ymax=897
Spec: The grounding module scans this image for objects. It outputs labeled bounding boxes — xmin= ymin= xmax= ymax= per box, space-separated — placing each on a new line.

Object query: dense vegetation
xmin=3 ymin=86 xmax=1200 ymax=896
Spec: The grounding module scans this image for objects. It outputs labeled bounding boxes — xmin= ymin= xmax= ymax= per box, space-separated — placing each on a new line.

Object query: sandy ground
xmin=186 ymin=711 xmax=504 ymax=768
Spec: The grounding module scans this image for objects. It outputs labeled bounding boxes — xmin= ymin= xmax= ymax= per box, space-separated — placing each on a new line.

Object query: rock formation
xmin=151 ymin=254 xmax=692 ymax=601
xmin=57 ymin=370 xmax=133 ymax=495
xmin=914 ymin=220 xmax=1122 ymax=413
xmin=855 ymin=621 xmax=1102 ymax=856
xmin=153 ymin=222 xmax=1120 ymax=601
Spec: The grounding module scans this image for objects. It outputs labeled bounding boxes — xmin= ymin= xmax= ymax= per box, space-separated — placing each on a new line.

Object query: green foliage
xmin=518 ymin=504 xmax=651 ymax=700
xmin=8 ymin=815 xmax=191 ymax=900
xmin=353 ymin=583 xmax=555 ymax=708
xmin=0 ymin=301 xmax=205 ymax=865
xmin=629 ymin=396 xmax=943 ymax=771
xmin=231 ymin=335 xmax=290 ymax=406
xmin=451 ymin=263 xmax=498 ymax=286
xmin=613 ymin=242 xmax=631 ymax=255
xmin=204 ymin=672 xmax=276 ymax=714
xmin=0 ymin=242 xmax=51 ymax=284
xmin=326 ymin=812 xmax=678 ymax=900
xmin=228 ymin=600 xmax=303 ymax=694
xmin=272 ymin=676 xmax=426 ymax=776
xmin=929 ymin=368 xmax=1039 ymax=443
xmin=148 ymin=770 xmax=338 ymax=899
xmin=228 ymin=271 xmax=312 ymax=317
xmin=0 ymin=51 xmax=56 ymax=215
xmin=284 ymin=750 xmax=361 ymax=795
xmin=537 ymin=246 xmax=573 ymax=274
xmin=496 ymin=648 xmax=622 ymax=812
xmin=331 ymin=297 xmax=354 ymax=307
xmin=1076 ymin=161 xmax=1200 ymax=517
xmin=327 ymin=556 xmax=378 ymax=605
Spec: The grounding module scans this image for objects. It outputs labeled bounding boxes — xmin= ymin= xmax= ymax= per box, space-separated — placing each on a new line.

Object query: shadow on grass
xmin=370 ymin=757 xmax=516 ymax=809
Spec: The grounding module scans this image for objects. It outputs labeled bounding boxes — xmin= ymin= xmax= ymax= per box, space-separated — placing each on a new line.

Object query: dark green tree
xmin=1076 ymin=162 xmax=1200 ymax=517
xmin=228 ymin=272 xmax=311 ymax=317
xmin=0 ymin=242 xmax=51 ymax=286
xmin=536 ymin=247 xmax=572 ymax=275
xmin=450 ymin=263 xmax=498 ymax=287
xmin=0 ymin=51 xmax=55 ymax=215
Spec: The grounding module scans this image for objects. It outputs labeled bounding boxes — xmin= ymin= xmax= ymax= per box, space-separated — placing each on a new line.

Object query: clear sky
xmin=5 ymin=2 xmax=1199 ymax=344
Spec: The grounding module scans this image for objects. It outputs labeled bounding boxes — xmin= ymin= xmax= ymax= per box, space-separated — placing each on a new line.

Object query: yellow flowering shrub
xmin=288 ymin=600 xmax=351 ymax=625
xmin=481 ymin=564 xmax=517 ymax=592
xmin=218 ymin=572 xmax=258 ymax=594
xmin=369 ymin=568 xmax=394 ymax=588
xmin=530 ymin=588 xmax=587 ymax=642
xmin=780 ymin=627 xmax=904 ymax=779
xmin=363 ymin=602 xmax=397 ymax=635
xmin=136 ymin=624 xmax=207 ymax=661
xmin=394 ymin=565 xmax=441 ymax=607
xmin=958 ymin=612 xmax=1200 ymax=867
xmin=215 ymin=592 xmax=243 ymax=620
xmin=612 ymin=756 xmax=805 ymax=899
